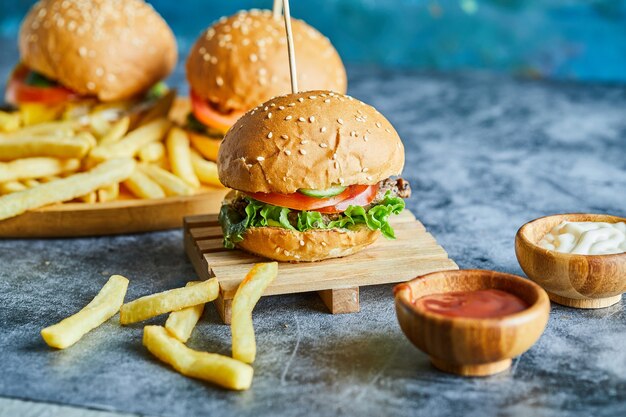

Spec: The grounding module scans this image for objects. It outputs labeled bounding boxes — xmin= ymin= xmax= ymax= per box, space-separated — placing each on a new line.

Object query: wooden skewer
xmin=272 ymin=0 xmax=283 ymax=20
xmin=282 ymin=0 xmax=298 ymax=93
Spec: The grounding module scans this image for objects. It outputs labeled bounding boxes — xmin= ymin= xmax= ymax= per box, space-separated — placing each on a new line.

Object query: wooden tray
xmin=0 ymin=189 xmax=229 ymax=238
xmin=184 ymin=210 xmax=458 ymax=323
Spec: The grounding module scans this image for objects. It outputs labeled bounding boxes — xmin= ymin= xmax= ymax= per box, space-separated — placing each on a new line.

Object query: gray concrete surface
xmin=0 ymin=67 xmax=625 ymax=417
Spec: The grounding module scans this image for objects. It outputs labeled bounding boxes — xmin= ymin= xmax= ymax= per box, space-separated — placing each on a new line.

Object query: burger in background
xmin=184 ymin=9 xmax=347 ymax=161
xmin=217 ymin=90 xmax=410 ymax=262
xmin=4 ymin=0 xmax=177 ymax=128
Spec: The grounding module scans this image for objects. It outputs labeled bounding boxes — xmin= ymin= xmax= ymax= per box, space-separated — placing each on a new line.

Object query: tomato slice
xmin=247 ymin=185 xmax=378 ymax=213
xmin=316 ymin=184 xmax=379 ymax=214
xmin=5 ymin=64 xmax=78 ymax=106
xmin=190 ymin=90 xmax=245 ymax=133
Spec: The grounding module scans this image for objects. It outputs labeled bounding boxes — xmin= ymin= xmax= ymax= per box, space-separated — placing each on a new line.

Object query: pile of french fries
xmin=0 ymin=93 xmax=222 ymax=221
xmin=41 ymin=262 xmax=278 ymax=391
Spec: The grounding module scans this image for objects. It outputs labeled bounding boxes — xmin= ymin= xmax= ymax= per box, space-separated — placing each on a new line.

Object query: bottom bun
xmin=237 ymin=225 xmax=381 ymax=262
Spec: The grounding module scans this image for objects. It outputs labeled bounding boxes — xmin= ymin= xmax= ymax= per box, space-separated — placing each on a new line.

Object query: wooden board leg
xmin=214 ymin=292 xmax=232 ymax=325
xmin=318 ymin=287 xmax=360 ymax=314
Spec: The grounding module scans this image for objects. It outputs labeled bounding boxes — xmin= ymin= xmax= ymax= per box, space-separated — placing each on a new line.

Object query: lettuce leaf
xmin=218 ymin=192 xmax=405 ymax=248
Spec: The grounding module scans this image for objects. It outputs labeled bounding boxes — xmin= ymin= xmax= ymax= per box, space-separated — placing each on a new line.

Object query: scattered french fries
xmin=166 ymin=127 xmax=200 ymax=188
xmin=143 ymin=325 xmax=253 ymax=391
xmin=0 ymin=157 xmax=80 ymax=183
xmin=164 ymin=281 xmax=205 ymax=342
xmin=120 ymin=278 xmax=218 ymax=325
xmin=41 ymin=275 xmax=129 ymax=349
xmin=231 ymin=263 xmax=278 ymax=363
xmin=190 ymin=149 xmax=222 ymax=187
xmin=0 ymin=92 xmax=226 ymax=222
xmin=0 ymin=158 xmax=135 ymax=221
xmin=90 ymin=118 xmax=172 ymax=161
xmin=123 ymin=170 xmax=166 ymax=199
xmin=0 ymin=135 xmax=93 ymax=160
xmin=138 ymin=141 xmax=166 ymax=163
xmin=139 ymin=163 xmax=195 ymax=196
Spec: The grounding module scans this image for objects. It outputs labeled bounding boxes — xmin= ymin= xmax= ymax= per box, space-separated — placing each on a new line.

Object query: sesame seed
xmin=309 ymin=116 xmax=315 ymax=123
xmin=267 ymin=112 xmax=272 ymax=119
xmin=288 ymin=103 xmax=295 ymax=107
xmin=321 ymin=242 xmax=327 ymax=247
xmin=334 ymin=161 xmax=339 ymax=169
xmin=337 ymin=118 xmax=344 ymax=125
xmin=366 ymin=176 xmax=373 ymax=181
xmin=298 ymin=98 xmax=304 ymax=102
xmin=385 ymin=128 xmax=391 ymax=133
xmin=350 ymin=131 xmax=356 ymax=137
xmin=320 ymin=127 xmax=327 ymax=133
xmin=87 ymin=81 xmax=95 ymax=90
xmin=298 ymin=117 xmax=306 ymax=122
xmin=271 ymin=103 xmax=276 ymax=107
xmin=299 ymin=149 xmax=307 ymax=155
xmin=249 ymin=53 xmax=258 ymax=62
xmin=363 ymin=136 xmax=369 ymax=142
xmin=95 ymin=67 xmax=104 ymax=77
xmin=285 ymin=116 xmax=292 ymax=121
xmin=78 ymin=46 xmax=87 ymax=56
xmin=339 ymin=178 xmax=345 ymax=184
xmin=376 ymin=122 xmax=382 ymax=128
xmin=319 ymin=143 xmax=328 ymax=148
xmin=284 ymin=150 xmax=292 ymax=155
xmin=362 ymin=167 xmax=369 ymax=172
xmin=278 ymin=106 xmax=285 ymax=110
xmin=301 ymin=140 xmax=309 ymax=144
xmin=324 ymin=99 xmax=331 ymax=103
xmin=275 ymin=247 xmax=281 ymax=253
xmin=267 ymin=132 xmax=273 ymax=138
xmin=203 ymin=53 xmax=210 ymax=61
xmin=281 ymin=134 xmax=289 ymax=139
xmin=332 ymin=153 xmax=337 ymax=159
xmin=299 ymin=240 xmax=305 ymax=246
xmin=264 ymin=106 xmax=269 ymax=111
xmin=216 ymin=76 xmax=224 ymax=86
xmin=256 ymin=156 xmax=265 ymax=161
xmin=309 ymin=95 xmax=317 ymax=99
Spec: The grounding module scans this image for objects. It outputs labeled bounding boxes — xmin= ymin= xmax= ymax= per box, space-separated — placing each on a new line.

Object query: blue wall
xmin=2 ymin=0 xmax=626 ymax=82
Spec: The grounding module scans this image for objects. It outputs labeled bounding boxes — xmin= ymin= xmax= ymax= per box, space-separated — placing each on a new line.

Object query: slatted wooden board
xmin=184 ymin=210 xmax=458 ymax=323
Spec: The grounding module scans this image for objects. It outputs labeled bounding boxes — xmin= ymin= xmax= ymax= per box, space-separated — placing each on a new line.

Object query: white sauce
xmin=538 ymin=221 xmax=626 ymax=255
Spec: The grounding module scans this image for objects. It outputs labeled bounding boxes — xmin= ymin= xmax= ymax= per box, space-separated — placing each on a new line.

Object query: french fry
xmin=0 ymin=157 xmax=80 ymax=183
xmin=123 ymin=170 xmax=165 ymax=199
xmin=20 ymin=103 xmax=63 ymax=126
xmin=90 ymin=118 xmax=171 ymax=160
xmin=22 ymin=179 xmax=40 ymax=188
xmin=189 ymin=132 xmax=221 ymax=161
xmin=40 ymin=176 xmax=61 ymax=183
xmin=166 ymin=127 xmax=200 ymax=188
xmin=0 ymin=158 xmax=135 ymax=221
xmin=138 ymin=141 xmax=165 ymax=163
xmin=78 ymin=191 xmax=97 ymax=203
xmin=190 ymin=149 xmax=222 ymax=187
xmin=99 ymin=116 xmax=130 ymax=146
xmin=143 ymin=325 xmax=253 ymax=391
xmin=120 ymin=278 xmax=218 ymax=325
xmin=0 ymin=135 xmax=93 ymax=160
xmin=89 ymin=113 xmax=111 ymax=138
xmin=231 ymin=263 xmax=278 ymax=363
xmin=139 ymin=163 xmax=194 ymax=196
xmin=0 ymin=111 xmax=21 ymax=132
xmin=41 ymin=275 xmax=129 ymax=349
xmin=0 ymin=120 xmax=79 ymax=139
xmin=97 ymin=182 xmax=119 ymax=202
xmin=0 ymin=181 xmax=26 ymax=194
xmin=164 ymin=281 xmax=205 ymax=342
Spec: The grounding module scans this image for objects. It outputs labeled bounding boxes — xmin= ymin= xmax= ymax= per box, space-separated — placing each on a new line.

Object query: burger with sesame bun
xmin=184 ymin=9 xmax=346 ymax=161
xmin=217 ymin=90 xmax=411 ymax=262
xmin=6 ymin=0 xmax=177 ymax=120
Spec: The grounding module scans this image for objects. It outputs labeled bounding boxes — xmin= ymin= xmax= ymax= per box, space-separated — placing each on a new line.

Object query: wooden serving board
xmin=184 ymin=210 xmax=458 ymax=323
xmin=0 ymin=188 xmax=229 ymax=238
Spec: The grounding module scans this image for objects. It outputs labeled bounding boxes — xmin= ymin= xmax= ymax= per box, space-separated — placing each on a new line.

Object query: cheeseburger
xmin=217 ymin=90 xmax=411 ymax=262
xmin=184 ymin=9 xmax=347 ymax=161
xmin=6 ymin=0 xmax=177 ymax=116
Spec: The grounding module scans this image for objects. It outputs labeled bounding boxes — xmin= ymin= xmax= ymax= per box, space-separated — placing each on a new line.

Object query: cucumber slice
xmin=299 ymin=185 xmax=347 ymax=198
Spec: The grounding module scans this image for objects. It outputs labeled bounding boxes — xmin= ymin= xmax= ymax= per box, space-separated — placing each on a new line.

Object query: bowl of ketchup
xmin=394 ymin=269 xmax=550 ymax=377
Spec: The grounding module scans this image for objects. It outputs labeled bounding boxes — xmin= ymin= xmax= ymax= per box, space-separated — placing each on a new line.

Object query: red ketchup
xmin=413 ymin=289 xmax=528 ymax=319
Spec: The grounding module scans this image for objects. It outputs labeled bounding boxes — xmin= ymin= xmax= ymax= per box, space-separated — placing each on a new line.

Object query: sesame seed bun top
xmin=217 ymin=90 xmax=405 ymax=194
xmin=19 ymin=0 xmax=177 ymax=101
xmin=186 ymin=9 xmax=347 ymax=114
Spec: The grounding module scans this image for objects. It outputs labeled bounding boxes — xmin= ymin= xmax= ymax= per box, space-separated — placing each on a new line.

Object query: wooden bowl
xmin=515 ymin=213 xmax=626 ymax=309
xmin=394 ymin=270 xmax=550 ymax=377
